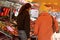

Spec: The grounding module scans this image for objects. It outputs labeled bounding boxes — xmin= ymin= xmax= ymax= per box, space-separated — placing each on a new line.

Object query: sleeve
xmin=34 ymin=17 xmax=40 ymax=35
xmin=17 ymin=13 xmax=24 ymax=28
xmin=54 ymin=18 xmax=59 ymax=33
xmin=24 ymin=13 xmax=30 ymax=38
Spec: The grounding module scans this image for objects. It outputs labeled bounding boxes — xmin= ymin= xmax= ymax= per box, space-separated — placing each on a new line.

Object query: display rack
xmin=0 ymin=29 xmax=12 ymax=38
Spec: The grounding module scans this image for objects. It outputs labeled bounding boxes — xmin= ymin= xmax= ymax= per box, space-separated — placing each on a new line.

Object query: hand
xmin=56 ymin=31 xmax=59 ymax=33
xmin=30 ymin=32 xmax=34 ymax=37
xmin=28 ymin=38 xmax=31 ymax=40
xmin=13 ymin=21 xmax=17 ymax=24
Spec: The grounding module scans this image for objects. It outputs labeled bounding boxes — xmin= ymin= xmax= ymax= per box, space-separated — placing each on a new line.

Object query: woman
xmin=34 ymin=12 xmax=59 ymax=40
xmin=17 ymin=3 xmax=31 ymax=40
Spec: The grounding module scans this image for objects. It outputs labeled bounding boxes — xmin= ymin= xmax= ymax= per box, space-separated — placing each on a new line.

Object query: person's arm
xmin=54 ymin=18 xmax=59 ymax=33
xmin=24 ymin=13 xmax=30 ymax=38
xmin=17 ymin=13 xmax=24 ymax=29
xmin=34 ymin=17 xmax=40 ymax=35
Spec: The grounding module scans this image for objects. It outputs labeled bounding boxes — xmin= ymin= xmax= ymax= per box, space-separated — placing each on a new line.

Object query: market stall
xmin=0 ymin=1 xmax=21 ymax=40
xmin=0 ymin=0 xmax=39 ymax=40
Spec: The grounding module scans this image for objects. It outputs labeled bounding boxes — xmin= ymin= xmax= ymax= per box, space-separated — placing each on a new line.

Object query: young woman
xmin=17 ymin=3 xmax=31 ymax=40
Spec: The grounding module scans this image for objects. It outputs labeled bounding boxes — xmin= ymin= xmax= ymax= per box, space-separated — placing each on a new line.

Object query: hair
xmin=19 ymin=3 xmax=31 ymax=13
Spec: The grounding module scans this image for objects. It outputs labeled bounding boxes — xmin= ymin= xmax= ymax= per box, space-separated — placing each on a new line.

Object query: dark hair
xmin=19 ymin=3 xmax=31 ymax=13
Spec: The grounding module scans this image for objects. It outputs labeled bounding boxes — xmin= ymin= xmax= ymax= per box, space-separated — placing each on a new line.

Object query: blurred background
xmin=0 ymin=0 xmax=60 ymax=40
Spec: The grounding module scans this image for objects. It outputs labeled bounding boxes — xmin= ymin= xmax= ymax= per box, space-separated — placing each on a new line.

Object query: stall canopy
xmin=32 ymin=0 xmax=60 ymax=12
xmin=2 ymin=0 xmax=34 ymax=3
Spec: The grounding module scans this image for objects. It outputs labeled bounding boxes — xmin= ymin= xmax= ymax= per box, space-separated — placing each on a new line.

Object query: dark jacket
xmin=17 ymin=10 xmax=30 ymax=38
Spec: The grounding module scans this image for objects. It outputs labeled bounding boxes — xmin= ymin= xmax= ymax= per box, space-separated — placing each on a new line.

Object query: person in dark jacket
xmin=17 ymin=3 xmax=31 ymax=40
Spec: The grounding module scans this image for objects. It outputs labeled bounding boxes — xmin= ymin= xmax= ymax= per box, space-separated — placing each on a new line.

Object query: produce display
xmin=0 ymin=20 xmax=18 ymax=38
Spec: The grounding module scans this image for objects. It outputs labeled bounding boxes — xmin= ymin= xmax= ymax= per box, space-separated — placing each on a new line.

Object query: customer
xmin=17 ymin=3 xmax=31 ymax=40
xmin=34 ymin=11 xmax=59 ymax=40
